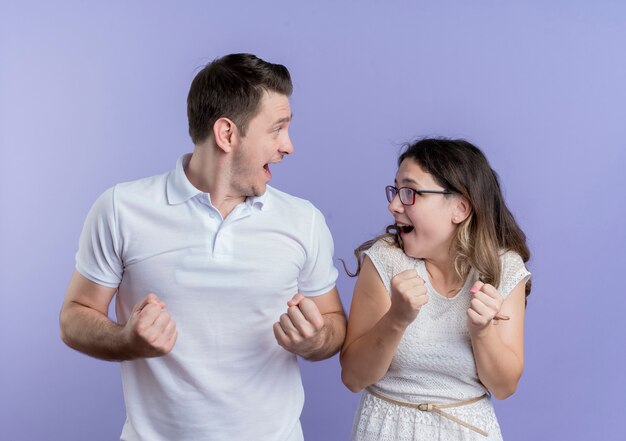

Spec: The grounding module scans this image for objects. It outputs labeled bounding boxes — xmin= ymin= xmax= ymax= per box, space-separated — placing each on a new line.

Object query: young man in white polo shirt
xmin=59 ymin=53 xmax=346 ymax=441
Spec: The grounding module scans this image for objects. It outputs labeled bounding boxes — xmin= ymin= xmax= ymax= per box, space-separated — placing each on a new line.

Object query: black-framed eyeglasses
xmin=385 ymin=185 xmax=452 ymax=206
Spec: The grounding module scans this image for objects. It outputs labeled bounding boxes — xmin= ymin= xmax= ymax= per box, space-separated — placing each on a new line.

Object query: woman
xmin=341 ymin=138 xmax=531 ymax=440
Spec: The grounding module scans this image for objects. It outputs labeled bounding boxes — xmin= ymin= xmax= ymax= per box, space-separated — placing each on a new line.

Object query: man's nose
xmin=280 ymin=135 xmax=294 ymax=155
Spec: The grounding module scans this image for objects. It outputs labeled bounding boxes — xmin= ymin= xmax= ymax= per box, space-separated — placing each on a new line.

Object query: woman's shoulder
xmin=499 ymin=249 xmax=527 ymax=269
xmin=497 ymin=249 xmax=531 ymax=296
xmin=361 ymin=236 xmax=420 ymax=289
xmin=366 ymin=236 xmax=404 ymax=258
xmin=365 ymin=236 xmax=421 ymax=273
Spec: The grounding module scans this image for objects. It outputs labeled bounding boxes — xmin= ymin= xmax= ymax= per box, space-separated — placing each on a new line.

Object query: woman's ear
xmin=452 ymin=196 xmax=472 ymax=224
xmin=212 ymin=117 xmax=237 ymax=153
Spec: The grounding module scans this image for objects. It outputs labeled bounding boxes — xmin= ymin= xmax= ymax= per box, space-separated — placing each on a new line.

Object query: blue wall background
xmin=1 ymin=1 xmax=625 ymax=440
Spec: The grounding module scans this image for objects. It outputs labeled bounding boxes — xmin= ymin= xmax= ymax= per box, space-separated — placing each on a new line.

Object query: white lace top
xmin=351 ymin=238 xmax=531 ymax=441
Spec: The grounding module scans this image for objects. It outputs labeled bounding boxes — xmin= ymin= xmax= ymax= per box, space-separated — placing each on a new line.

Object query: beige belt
xmin=366 ymin=387 xmax=489 ymax=437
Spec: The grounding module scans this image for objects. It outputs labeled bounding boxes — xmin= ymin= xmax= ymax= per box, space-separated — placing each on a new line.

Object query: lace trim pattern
xmin=352 ymin=391 xmax=503 ymax=441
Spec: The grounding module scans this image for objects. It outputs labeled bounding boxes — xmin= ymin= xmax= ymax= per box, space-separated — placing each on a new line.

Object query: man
xmin=60 ymin=53 xmax=346 ymax=441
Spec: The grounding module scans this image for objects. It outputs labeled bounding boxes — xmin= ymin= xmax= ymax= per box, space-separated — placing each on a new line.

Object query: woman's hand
xmin=388 ymin=269 xmax=429 ymax=327
xmin=467 ymin=281 xmax=504 ymax=336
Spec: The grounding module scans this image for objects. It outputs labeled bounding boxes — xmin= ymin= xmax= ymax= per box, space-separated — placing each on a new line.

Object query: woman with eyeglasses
xmin=340 ymin=138 xmax=531 ymax=441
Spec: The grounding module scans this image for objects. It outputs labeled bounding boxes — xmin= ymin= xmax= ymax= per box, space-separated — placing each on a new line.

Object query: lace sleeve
xmin=363 ymin=238 xmax=406 ymax=294
xmin=498 ymin=251 xmax=531 ymax=298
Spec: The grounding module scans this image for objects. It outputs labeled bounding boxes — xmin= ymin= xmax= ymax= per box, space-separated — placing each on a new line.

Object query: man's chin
xmin=252 ymin=184 xmax=267 ymax=197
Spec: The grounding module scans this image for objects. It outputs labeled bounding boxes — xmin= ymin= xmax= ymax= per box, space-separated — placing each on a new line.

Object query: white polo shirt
xmin=76 ymin=154 xmax=338 ymax=441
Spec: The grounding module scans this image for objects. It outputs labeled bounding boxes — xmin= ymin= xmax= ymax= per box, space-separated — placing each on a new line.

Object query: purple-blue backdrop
xmin=1 ymin=1 xmax=625 ymax=440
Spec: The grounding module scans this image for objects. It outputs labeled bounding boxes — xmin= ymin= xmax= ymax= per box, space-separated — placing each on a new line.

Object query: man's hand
xmin=124 ymin=293 xmax=178 ymax=358
xmin=273 ymin=293 xmax=325 ymax=357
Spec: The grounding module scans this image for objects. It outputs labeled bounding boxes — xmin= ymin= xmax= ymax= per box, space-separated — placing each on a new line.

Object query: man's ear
xmin=212 ymin=117 xmax=238 ymax=153
xmin=452 ymin=196 xmax=472 ymax=224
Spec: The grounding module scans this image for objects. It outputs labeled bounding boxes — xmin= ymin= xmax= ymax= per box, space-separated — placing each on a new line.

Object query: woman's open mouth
xmin=397 ymin=224 xmax=414 ymax=234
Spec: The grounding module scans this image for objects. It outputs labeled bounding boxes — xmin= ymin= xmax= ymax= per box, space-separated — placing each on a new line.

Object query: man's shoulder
xmin=111 ymin=170 xmax=171 ymax=200
xmin=265 ymin=185 xmax=317 ymax=213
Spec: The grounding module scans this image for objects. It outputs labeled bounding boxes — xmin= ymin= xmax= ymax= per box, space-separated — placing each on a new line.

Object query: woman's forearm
xmin=470 ymin=325 xmax=524 ymax=399
xmin=340 ymin=312 xmax=407 ymax=392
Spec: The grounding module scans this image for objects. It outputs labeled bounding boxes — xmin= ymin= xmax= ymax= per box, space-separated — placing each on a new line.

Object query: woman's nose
xmin=388 ymin=194 xmax=404 ymax=214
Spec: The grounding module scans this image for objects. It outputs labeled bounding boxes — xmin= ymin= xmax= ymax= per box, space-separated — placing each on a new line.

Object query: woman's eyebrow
xmin=399 ymin=177 xmax=420 ymax=186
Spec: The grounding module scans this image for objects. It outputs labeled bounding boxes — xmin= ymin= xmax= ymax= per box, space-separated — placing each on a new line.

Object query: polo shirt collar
xmin=247 ymin=187 xmax=270 ymax=211
xmin=167 ymin=154 xmax=202 ymax=205
xmin=167 ymin=153 xmax=271 ymax=210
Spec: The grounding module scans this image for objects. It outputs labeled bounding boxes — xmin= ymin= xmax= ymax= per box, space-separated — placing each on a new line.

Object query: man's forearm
xmin=299 ymin=312 xmax=346 ymax=361
xmin=60 ymin=302 xmax=133 ymax=361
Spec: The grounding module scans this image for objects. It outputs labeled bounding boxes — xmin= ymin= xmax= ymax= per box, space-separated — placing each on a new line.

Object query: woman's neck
xmin=424 ymin=257 xmax=463 ymax=298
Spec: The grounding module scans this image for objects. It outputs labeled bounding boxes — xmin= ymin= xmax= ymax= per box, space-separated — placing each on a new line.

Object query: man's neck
xmin=186 ymin=145 xmax=246 ymax=219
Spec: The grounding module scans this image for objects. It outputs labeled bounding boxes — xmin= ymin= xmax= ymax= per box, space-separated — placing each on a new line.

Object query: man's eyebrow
xmin=273 ymin=113 xmax=293 ymax=125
